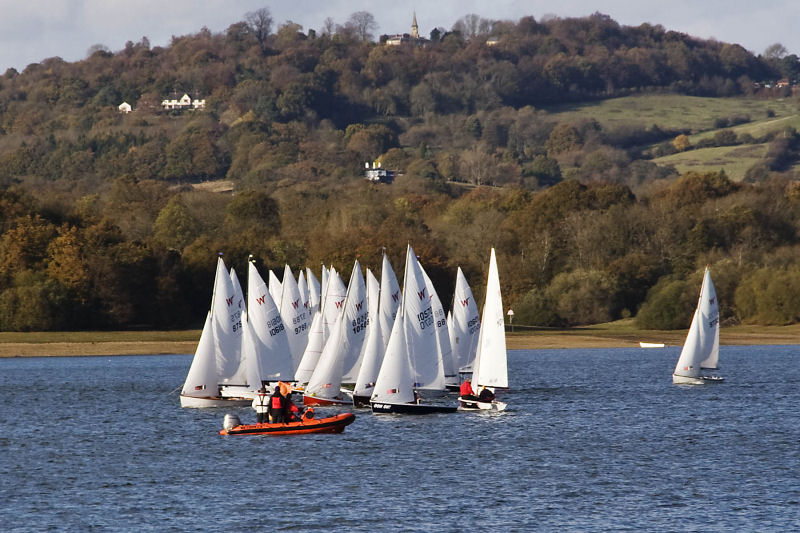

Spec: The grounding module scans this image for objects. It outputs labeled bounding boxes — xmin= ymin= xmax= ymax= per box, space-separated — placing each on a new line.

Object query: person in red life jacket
xmin=284 ymin=394 xmax=301 ymax=422
xmin=460 ymin=377 xmax=478 ymax=402
xmin=268 ymin=386 xmax=285 ymax=424
xmin=252 ymin=386 xmax=269 ymax=423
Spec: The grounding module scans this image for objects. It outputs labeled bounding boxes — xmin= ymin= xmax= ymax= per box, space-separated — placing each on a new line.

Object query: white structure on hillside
xmin=161 ymin=93 xmax=206 ymax=111
xmin=118 ymin=102 xmax=132 ymax=113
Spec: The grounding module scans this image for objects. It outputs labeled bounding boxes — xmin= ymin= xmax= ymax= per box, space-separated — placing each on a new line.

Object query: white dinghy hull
xmin=672 ymin=374 xmax=707 ymax=385
xmin=179 ymin=395 xmax=251 ymax=408
xmin=457 ymin=397 xmax=507 ymax=411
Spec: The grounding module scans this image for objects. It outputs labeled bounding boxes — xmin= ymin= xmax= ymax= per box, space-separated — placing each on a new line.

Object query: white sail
xmin=450 ymin=267 xmax=481 ymax=373
xmin=421 ymin=266 xmax=457 ymax=388
xmin=246 ymin=261 xmax=293 ymax=381
xmin=320 ymin=265 xmax=329 ymax=311
xmin=278 ymin=264 xmax=311 ymax=374
xmin=241 ymin=317 xmax=263 ymax=391
xmin=472 ymin=248 xmax=508 ymax=389
xmin=225 ymin=267 xmax=249 ymax=386
xmin=306 ymin=267 xmax=321 ymax=312
xmin=305 ymin=260 xmax=368 ymax=399
xmin=403 ymin=246 xmax=445 ymax=391
xmin=181 ymin=312 xmax=218 ymax=398
xmin=181 ymin=256 xmax=245 ymax=402
xmin=673 ymin=267 xmax=720 ymax=381
xmin=212 ymin=258 xmax=245 ymax=385
xmin=698 ymin=268 xmax=720 ymax=370
xmin=322 ymin=268 xmax=347 ymax=340
xmin=294 ymin=311 xmax=323 ymax=385
xmin=371 ymin=249 xmax=416 ymax=405
xmin=298 ymin=270 xmax=309 ymax=314
xmin=377 ymin=253 xmax=401 ymax=351
xmin=268 ymin=269 xmax=282 ymax=306
xmin=353 ymin=269 xmax=382 ymax=396
xmin=371 ymin=302 xmax=415 ymax=404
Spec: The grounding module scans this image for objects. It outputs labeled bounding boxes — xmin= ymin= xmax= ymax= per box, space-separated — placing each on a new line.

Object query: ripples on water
xmin=2 ymin=346 xmax=800 ymax=531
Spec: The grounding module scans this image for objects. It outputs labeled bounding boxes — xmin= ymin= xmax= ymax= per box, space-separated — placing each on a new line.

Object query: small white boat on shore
xmin=639 ymin=342 xmax=665 ymax=348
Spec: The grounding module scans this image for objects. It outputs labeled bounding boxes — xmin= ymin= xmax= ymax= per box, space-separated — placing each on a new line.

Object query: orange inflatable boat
xmin=219 ymin=411 xmax=355 ymax=436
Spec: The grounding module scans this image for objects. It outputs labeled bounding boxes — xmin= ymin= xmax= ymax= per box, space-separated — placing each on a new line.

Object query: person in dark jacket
xmin=268 ymin=386 xmax=285 ymax=423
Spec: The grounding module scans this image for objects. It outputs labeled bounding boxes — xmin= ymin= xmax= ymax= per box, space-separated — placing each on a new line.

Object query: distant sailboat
xmin=180 ymin=256 xmax=250 ymax=407
xmin=303 ymin=260 xmax=368 ymax=406
xmin=242 ymin=260 xmax=293 ymax=384
xmin=370 ymin=245 xmax=457 ymax=414
xmin=278 ymin=264 xmax=310 ymax=377
xmin=353 ymin=253 xmax=400 ymax=407
xmin=450 ymin=267 xmax=481 ymax=374
xmin=672 ymin=266 xmax=723 ymax=385
xmin=421 ymin=266 xmax=457 ymax=390
xmin=459 ymin=248 xmax=508 ymax=411
xmin=295 ymin=268 xmax=346 ymax=386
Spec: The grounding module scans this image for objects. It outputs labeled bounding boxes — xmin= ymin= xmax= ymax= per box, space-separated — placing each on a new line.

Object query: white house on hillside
xmin=118 ymin=102 xmax=132 ymax=113
xmin=161 ymin=93 xmax=206 ymax=111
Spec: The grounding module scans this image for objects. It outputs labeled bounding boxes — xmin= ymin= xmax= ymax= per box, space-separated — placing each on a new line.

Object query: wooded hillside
xmin=1 ymin=10 xmax=799 ymax=331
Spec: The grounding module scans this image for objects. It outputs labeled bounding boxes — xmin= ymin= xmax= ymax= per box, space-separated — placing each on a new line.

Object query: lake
xmin=2 ymin=346 xmax=799 ymax=531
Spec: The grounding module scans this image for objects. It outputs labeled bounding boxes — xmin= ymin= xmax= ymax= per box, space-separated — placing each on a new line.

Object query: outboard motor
xmin=223 ymin=413 xmax=241 ymax=431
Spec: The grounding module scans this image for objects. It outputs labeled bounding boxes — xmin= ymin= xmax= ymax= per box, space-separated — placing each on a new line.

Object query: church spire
xmin=411 ymin=12 xmax=419 ymax=39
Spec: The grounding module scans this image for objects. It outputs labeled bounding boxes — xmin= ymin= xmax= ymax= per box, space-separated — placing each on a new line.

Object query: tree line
xmin=0 ymin=10 xmax=799 ymax=330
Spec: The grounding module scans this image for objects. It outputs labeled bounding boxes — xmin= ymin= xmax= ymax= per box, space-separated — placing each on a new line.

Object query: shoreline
xmin=1 ymin=322 xmax=798 ymax=357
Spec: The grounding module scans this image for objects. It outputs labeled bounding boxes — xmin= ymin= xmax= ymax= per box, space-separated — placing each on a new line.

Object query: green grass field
xmin=652 ymin=144 xmax=769 ymax=181
xmin=547 ymin=94 xmax=800 ymax=182
xmin=547 ymin=94 xmax=800 ymax=132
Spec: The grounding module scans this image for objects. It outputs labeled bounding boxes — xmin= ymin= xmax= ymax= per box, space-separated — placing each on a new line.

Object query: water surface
xmin=2 ymin=346 xmax=799 ymax=531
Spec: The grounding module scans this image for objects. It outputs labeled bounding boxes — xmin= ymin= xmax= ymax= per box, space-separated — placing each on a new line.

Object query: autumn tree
xmin=245 ymin=7 xmax=273 ymax=48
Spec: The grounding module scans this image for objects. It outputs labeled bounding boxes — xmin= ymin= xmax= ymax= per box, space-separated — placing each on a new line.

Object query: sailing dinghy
xmin=459 ymin=248 xmax=508 ymax=411
xmin=672 ymin=266 xmax=724 ymax=385
xmin=370 ymin=245 xmax=457 ymax=414
xmin=303 ymin=260 xmax=368 ymax=406
xmin=450 ymin=267 xmax=481 ymax=377
xmin=180 ymin=256 xmax=250 ymax=408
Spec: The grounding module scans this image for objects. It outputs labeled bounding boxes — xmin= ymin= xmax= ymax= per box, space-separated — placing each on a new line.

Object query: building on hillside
xmin=383 ymin=12 xmax=429 ymax=47
xmin=161 ymin=93 xmax=206 ymax=111
xmin=118 ymin=102 xmax=132 ymax=113
xmin=364 ymin=161 xmax=395 ymax=184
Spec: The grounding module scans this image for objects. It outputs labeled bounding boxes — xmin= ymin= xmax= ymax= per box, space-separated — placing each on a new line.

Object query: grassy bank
xmin=1 ymin=321 xmax=798 ymax=357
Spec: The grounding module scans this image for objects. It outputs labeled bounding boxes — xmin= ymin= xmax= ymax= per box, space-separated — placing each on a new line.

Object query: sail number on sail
xmin=417 ymin=306 xmax=434 ymax=329
xmin=293 ymin=312 xmax=308 ymax=334
xmin=230 ymin=310 xmax=242 ymax=332
xmin=351 ymin=312 xmax=369 ymax=334
xmin=266 ymin=315 xmax=284 ymax=337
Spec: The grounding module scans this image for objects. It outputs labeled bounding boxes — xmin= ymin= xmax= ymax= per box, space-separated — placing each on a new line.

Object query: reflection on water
xmin=2 ymin=346 xmax=800 ymax=531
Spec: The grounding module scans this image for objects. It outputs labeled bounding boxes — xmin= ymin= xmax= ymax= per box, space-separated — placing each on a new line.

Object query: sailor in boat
xmin=459 ymin=377 xmax=479 ymax=403
xmin=478 ymin=386 xmax=495 ymax=403
xmin=252 ymin=386 xmax=269 ymax=423
xmin=285 ymin=394 xmax=301 ymax=422
xmin=268 ymin=386 xmax=286 ymax=424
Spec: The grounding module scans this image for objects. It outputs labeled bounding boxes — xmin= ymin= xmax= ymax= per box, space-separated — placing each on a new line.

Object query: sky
xmin=1 ymin=0 xmax=799 ymax=74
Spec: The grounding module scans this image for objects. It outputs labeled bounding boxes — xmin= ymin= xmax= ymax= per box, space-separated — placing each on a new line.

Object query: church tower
xmin=411 ymin=12 xmax=419 ymax=39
